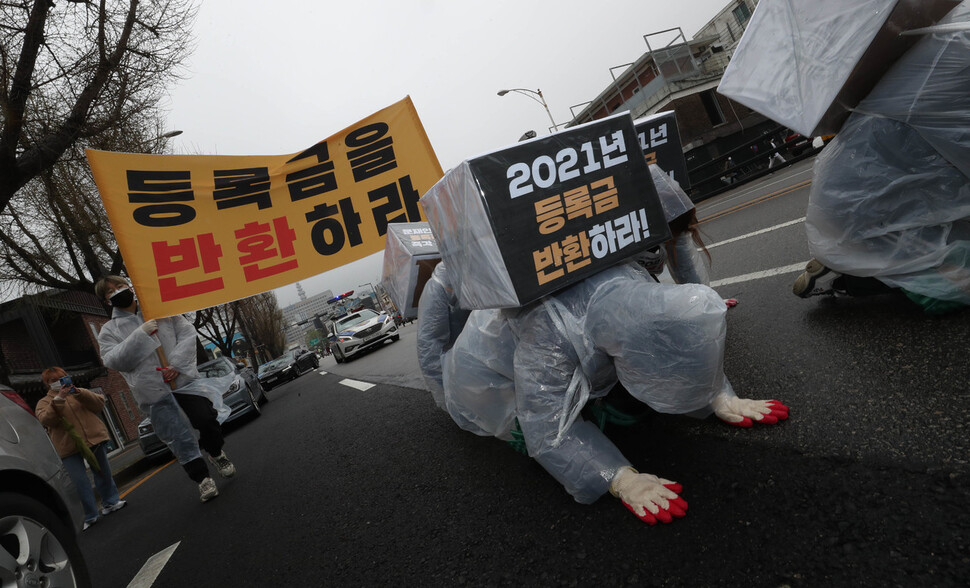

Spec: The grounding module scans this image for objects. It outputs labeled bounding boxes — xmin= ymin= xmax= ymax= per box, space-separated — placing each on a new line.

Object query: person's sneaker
xmin=82 ymin=517 xmax=98 ymax=531
xmin=199 ymin=477 xmax=219 ymax=502
xmin=792 ymin=258 xmax=834 ymax=298
xmin=100 ymin=500 xmax=127 ymax=516
xmin=209 ymin=451 xmax=236 ymax=478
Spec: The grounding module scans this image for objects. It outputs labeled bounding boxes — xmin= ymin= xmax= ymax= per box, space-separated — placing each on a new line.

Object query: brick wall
xmin=0 ymin=319 xmax=43 ymax=372
xmin=82 ymin=312 xmax=145 ymax=441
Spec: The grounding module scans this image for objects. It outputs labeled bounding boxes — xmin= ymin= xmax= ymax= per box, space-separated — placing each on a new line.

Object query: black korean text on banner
xmin=88 ymin=96 xmax=443 ymax=319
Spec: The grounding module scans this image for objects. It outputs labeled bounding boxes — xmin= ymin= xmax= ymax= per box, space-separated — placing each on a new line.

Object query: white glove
xmin=139 ymin=319 xmax=158 ymax=335
xmin=712 ymin=394 xmax=789 ymax=427
xmin=609 ymin=466 xmax=687 ymax=525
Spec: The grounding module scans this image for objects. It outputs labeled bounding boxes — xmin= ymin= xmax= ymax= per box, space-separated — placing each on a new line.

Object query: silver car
xmin=0 ymin=387 xmax=91 ymax=587
xmin=330 ymin=309 xmax=399 ymax=363
xmin=138 ymin=356 xmax=267 ymax=460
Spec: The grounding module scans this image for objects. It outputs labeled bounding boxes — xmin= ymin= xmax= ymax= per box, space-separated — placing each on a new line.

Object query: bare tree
xmin=0 ymin=1 xmax=195 ymax=298
xmin=193 ymin=304 xmax=240 ymax=360
xmin=234 ymin=293 xmax=286 ymax=364
xmin=0 ymin=0 xmax=196 ymax=216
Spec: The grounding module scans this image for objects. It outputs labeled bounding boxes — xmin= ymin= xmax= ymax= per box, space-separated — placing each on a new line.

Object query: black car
xmin=257 ymin=349 xmax=319 ymax=391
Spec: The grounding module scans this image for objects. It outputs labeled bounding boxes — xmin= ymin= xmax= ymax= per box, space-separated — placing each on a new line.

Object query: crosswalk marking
xmin=711 ymin=262 xmax=807 ymax=288
xmin=127 ymin=542 xmax=179 ymax=588
xmin=707 ymin=217 xmax=806 ymax=250
xmin=339 ymin=378 xmax=375 ymax=391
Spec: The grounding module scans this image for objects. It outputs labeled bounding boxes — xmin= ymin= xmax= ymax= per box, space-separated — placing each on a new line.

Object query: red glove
xmin=610 ymin=467 xmax=688 ymax=525
xmin=713 ymin=396 xmax=789 ymax=427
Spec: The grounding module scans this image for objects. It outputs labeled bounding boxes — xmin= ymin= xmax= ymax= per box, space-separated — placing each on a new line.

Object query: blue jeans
xmin=62 ymin=442 xmax=121 ymax=522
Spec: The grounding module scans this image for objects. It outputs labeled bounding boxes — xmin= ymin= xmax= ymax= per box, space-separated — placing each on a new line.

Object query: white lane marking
xmin=340 ymin=379 xmax=375 ymax=391
xmin=317 ymin=370 xmax=328 ymax=375
xmin=711 ymin=262 xmax=807 ymax=288
xmin=707 ymin=217 xmax=806 ymax=250
xmin=127 ymin=542 xmax=180 ymax=588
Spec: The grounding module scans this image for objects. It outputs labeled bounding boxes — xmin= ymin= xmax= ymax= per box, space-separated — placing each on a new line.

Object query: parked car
xmin=0 ymin=387 xmax=92 ymax=587
xmin=257 ymin=349 xmax=318 ymax=391
xmin=290 ymin=348 xmax=320 ymax=371
xmin=137 ymin=417 xmax=171 ymax=461
xmin=330 ymin=309 xmax=399 ymax=363
xmin=785 ymin=131 xmax=811 ymax=157
xmin=138 ymin=356 xmax=267 ymax=460
xmin=198 ymin=356 xmax=267 ymax=422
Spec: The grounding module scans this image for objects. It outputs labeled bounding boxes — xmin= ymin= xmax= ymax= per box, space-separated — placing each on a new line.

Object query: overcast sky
xmin=162 ymin=0 xmax=734 ymax=308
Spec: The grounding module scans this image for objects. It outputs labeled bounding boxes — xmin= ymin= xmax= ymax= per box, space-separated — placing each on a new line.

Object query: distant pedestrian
xmin=95 ymin=275 xmax=235 ymax=503
xmin=768 ymin=139 xmax=787 ymax=168
xmin=35 ymin=367 xmax=126 ymax=530
xmin=720 ymin=156 xmax=738 ymax=185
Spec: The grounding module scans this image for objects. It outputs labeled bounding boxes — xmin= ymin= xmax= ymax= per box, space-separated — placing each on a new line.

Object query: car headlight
xmin=224 ymin=379 xmax=241 ymax=397
xmin=339 ymin=336 xmax=354 ymax=342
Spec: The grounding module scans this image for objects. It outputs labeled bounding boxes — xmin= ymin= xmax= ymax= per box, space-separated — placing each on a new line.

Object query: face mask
xmin=109 ymin=287 xmax=135 ymax=308
xmin=49 ymin=381 xmax=62 ymax=392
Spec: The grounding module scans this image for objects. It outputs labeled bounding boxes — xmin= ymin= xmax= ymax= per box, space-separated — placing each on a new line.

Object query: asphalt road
xmin=81 ymin=161 xmax=970 ymax=587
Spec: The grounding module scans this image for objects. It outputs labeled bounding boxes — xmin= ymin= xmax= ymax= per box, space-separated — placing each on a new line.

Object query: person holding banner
xmin=94 ymin=276 xmax=235 ymax=503
xmin=35 ymin=367 xmax=126 ymax=529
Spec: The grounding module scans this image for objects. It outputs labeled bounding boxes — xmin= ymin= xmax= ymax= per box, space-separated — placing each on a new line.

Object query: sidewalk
xmin=106 ymin=444 xmax=155 ymax=488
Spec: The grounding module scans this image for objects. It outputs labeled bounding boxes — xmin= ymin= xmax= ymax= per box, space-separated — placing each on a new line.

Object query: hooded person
xmin=94 ymin=275 xmax=235 ymax=502
xmin=504 ymin=261 xmax=787 ymax=523
xmin=415 ymin=262 xmax=472 ymax=409
xmin=649 ymin=164 xmax=712 ymax=287
xmin=793 ymin=3 xmax=970 ymax=313
xmin=421 ymin=258 xmax=787 ymax=524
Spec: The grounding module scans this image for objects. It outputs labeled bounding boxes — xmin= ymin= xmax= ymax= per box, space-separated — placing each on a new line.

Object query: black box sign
xmin=381 ymin=222 xmax=441 ymax=319
xmin=421 ymin=113 xmax=670 ymax=309
xmin=634 ymin=111 xmax=689 ymax=190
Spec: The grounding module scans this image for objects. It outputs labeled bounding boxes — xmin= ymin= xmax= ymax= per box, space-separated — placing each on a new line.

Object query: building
xmin=0 ymin=290 xmax=143 ymax=453
xmin=565 ymin=0 xmax=796 ymax=199
xmin=281 ymin=288 xmax=334 ymax=347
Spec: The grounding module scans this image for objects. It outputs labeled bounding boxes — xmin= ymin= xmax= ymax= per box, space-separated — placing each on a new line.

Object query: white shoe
xmin=199 ymin=477 xmax=219 ymax=502
xmin=208 ymin=451 xmax=236 ymax=478
xmin=100 ymin=500 xmax=127 ymax=516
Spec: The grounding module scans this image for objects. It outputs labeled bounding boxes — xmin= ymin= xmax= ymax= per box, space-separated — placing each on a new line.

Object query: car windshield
xmin=258 ymin=359 xmax=286 ymax=375
xmin=199 ymin=358 xmax=234 ymax=378
xmin=336 ymin=310 xmax=379 ymax=330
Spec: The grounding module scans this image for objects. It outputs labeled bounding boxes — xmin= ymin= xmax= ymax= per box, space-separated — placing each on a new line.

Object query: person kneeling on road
xmin=95 ymin=276 xmax=236 ymax=502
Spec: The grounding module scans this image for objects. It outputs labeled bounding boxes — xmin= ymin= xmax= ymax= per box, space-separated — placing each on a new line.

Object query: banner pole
xmin=156 ymin=347 xmax=177 ymax=390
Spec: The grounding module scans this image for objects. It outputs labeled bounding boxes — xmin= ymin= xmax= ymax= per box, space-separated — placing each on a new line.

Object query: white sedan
xmin=331 ymin=309 xmax=400 ymax=363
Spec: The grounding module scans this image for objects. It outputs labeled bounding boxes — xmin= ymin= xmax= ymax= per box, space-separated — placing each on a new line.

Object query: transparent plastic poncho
xmin=426 ymin=261 xmax=735 ymax=504
xmin=415 ymin=263 xmax=471 ymax=408
xmin=718 ymin=0 xmax=960 ymax=137
xmin=806 ymin=2 xmax=970 ymax=305
xmin=650 ymin=164 xmax=711 ymax=286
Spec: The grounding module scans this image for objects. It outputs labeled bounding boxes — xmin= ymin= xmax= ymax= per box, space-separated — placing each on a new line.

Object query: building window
xmin=701 ymin=90 xmax=726 ymax=125
xmin=733 ymin=2 xmax=751 ymax=26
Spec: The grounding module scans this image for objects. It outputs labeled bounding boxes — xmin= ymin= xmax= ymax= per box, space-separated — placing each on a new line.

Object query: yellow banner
xmin=88 ymin=97 xmax=443 ymax=319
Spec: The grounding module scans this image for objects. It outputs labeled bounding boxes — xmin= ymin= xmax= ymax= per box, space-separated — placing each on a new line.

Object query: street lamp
xmin=358 ymin=282 xmax=387 ymax=313
xmin=498 ymin=88 xmax=558 ymax=134
xmin=140 ymin=130 xmax=183 ymax=154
